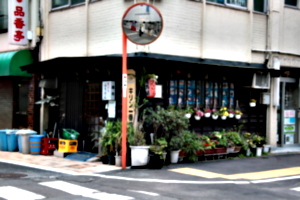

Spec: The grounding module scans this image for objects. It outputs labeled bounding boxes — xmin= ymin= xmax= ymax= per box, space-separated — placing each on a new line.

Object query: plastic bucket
xmin=6 ymin=130 xmax=18 ymax=151
xmin=29 ymin=135 xmax=44 ymax=155
xmin=0 ymin=129 xmax=9 ymax=151
xmin=16 ymin=129 xmax=37 ymax=154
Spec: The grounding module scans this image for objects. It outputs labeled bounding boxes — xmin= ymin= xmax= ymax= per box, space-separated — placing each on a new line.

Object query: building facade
xmin=0 ymin=0 xmax=41 ymax=130
xmin=22 ymin=0 xmax=300 ymax=151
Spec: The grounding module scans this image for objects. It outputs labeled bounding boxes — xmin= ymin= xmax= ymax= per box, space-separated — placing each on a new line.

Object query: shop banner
xmin=127 ymin=69 xmax=136 ymax=123
xmin=205 ymin=81 xmax=213 ymax=107
xmin=169 ymin=80 xmax=177 ymax=105
xmin=222 ymin=82 xmax=229 ymax=107
xmin=187 ymin=80 xmax=195 ymax=106
xmin=213 ymin=82 xmax=219 ymax=107
xmin=196 ymin=81 xmax=202 ymax=107
xmin=8 ymin=0 xmax=28 ymax=45
xmin=178 ymin=79 xmax=185 ymax=107
xmin=229 ymin=83 xmax=234 ymax=106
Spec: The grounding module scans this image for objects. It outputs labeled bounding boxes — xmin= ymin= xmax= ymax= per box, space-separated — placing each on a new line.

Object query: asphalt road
xmin=1 ymin=154 xmax=300 ymax=199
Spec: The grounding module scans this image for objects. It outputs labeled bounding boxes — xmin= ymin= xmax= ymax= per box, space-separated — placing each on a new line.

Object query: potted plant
xmin=100 ymin=120 xmax=121 ymax=165
xmin=249 ymin=99 xmax=256 ymax=107
xmin=252 ymin=134 xmax=265 ymax=157
xmin=181 ymin=130 xmax=204 ymax=162
xmin=211 ymin=108 xmax=219 ymax=120
xmin=208 ymin=131 xmax=227 ymax=154
xmin=219 ymin=106 xmax=229 ymax=120
xmin=184 ymin=107 xmax=194 ymax=119
xmin=199 ymin=135 xmax=216 ymax=155
xmin=228 ymin=108 xmax=235 ymax=118
xmin=204 ymin=108 xmax=212 ymax=118
xmin=148 ymin=137 xmax=168 ymax=169
xmin=169 ymin=135 xmax=183 ymax=163
xmin=226 ymin=131 xmax=242 ymax=153
xmin=235 ymin=110 xmax=243 ymax=119
xmin=194 ymin=108 xmax=204 ymax=120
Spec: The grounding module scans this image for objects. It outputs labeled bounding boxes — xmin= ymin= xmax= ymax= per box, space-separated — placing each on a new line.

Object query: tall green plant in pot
xmin=100 ymin=120 xmax=121 ymax=165
xmin=127 ymin=68 xmax=157 ymax=167
xmin=169 ymin=135 xmax=184 ymax=164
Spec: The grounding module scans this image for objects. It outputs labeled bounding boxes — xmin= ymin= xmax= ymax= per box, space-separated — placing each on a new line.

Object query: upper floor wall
xmin=42 ymin=0 xmax=300 ymax=67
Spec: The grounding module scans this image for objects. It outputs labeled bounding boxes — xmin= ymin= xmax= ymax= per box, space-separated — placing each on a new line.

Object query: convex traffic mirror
xmin=122 ymin=3 xmax=163 ymax=45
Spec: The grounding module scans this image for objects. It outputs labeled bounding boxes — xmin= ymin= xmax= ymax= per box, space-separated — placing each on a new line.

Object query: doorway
xmin=278 ymin=77 xmax=299 ymax=146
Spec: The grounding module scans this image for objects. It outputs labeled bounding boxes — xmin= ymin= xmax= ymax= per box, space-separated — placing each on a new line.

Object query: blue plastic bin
xmin=29 ymin=135 xmax=44 ymax=155
xmin=16 ymin=129 xmax=37 ymax=154
xmin=0 ymin=129 xmax=9 ymax=151
xmin=6 ymin=130 xmax=18 ymax=151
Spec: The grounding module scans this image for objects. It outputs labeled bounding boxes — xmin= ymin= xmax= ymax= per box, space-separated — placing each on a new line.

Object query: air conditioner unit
xmin=252 ymin=72 xmax=270 ymax=89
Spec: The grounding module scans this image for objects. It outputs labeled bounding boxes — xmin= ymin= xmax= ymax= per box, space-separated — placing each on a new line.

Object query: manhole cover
xmin=0 ymin=173 xmax=27 ymax=178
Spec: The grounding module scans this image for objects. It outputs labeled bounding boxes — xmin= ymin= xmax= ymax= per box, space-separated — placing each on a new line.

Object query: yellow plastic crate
xmin=58 ymin=139 xmax=78 ymax=153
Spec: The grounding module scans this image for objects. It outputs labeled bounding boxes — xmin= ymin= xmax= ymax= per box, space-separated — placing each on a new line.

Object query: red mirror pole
xmin=122 ymin=32 xmax=128 ymax=169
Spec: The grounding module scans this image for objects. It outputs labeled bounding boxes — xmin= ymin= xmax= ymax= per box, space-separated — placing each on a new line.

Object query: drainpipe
xmin=200 ymin=0 xmax=206 ymax=59
xmin=85 ymin=0 xmax=89 ymax=56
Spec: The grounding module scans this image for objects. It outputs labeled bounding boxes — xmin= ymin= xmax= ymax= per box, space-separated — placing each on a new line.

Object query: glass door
xmin=278 ymin=78 xmax=299 ymax=146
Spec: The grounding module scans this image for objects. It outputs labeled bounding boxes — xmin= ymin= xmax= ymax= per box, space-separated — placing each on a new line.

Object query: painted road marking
xmin=0 ymin=186 xmax=45 ymax=200
xmin=169 ymin=167 xmax=300 ymax=180
xmin=39 ymin=180 xmax=133 ymax=200
xmin=291 ymin=186 xmax=300 ymax=192
xmin=129 ymin=190 xmax=160 ymax=196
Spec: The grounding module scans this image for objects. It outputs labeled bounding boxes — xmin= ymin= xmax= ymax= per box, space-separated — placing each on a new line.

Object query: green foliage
xmin=150 ymin=137 xmax=168 ymax=159
xmin=100 ymin=120 xmax=121 ymax=155
xmin=181 ymin=130 xmax=204 ymax=162
xmin=169 ymin=135 xmax=184 ymax=151
xmin=127 ymin=122 xmax=146 ymax=146
xmin=145 ymin=106 xmax=190 ymax=139
xmin=226 ymin=131 xmax=242 ymax=146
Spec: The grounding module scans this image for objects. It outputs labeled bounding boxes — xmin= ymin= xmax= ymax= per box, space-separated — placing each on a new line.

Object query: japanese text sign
xmin=8 ymin=0 xmax=28 ymax=45
xmin=127 ymin=69 xmax=136 ymax=123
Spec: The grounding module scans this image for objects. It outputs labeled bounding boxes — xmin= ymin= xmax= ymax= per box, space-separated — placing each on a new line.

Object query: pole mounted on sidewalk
xmin=121 ymin=3 xmax=163 ymax=169
xmin=121 ymin=32 xmax=127 ymax=169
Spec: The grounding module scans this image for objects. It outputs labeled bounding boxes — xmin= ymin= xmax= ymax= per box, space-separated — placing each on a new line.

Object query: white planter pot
xmin=170 ymin=150 xmax=181 ymax=164
xmin=227 ymin=147 xmax=234 ymax=153
xmin=235 ymin=114 xmax=241 ymax=119
xmin=246 ymin=148 xmax=251 ymax=156
xmin=249 ymin=102 xmax=256 ymax=107
xmin=212 ymin=114 xmax=219 ymax=120
xmin=130 ymin=146 xmax=150 ymax=166
xmin=229 ymin=113 xmax=234 ymax=118
xmin=256 ymin=147 xmax=263 ymax=157
xmin=115 ymin=156 xmax=121 ymax=166
xmin=194 ymin=115 xmax=201 ymax=120
xmin=204 ymin=113 xmax=211 ymax=118
xmin=221 ymin=116 xmax=227 ymax=120
xmin=185 ymin=113 xmax=191 ymax=118
xmin=263 ymin=145 xmax=270 ymax=153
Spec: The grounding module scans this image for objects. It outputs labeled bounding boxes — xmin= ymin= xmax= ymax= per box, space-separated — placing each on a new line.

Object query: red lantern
xmin=146 ymin=78 xmax=156 ymax=98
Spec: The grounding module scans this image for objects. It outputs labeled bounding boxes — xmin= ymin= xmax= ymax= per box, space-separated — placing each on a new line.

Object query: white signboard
xmin=102 ymin=81 xmax=115 ymax=100
xmin=8 ymin=0 xmax=28 ymax=45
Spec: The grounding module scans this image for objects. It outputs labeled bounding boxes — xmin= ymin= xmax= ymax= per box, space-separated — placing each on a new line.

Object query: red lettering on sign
xmin=14 ymin=18 xmax=25 ymax=29
xmin=14 ymin=30 xmax=24 ymax=41
xmin=14 ymin=6 xmax=25 ymax=17
xmin=17 ymin=0 xmax=23 ymax=3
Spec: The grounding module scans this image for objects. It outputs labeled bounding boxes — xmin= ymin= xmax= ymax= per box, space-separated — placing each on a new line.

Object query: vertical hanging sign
xmin=127 ymin=69 xmax=136 ymax=123
xmin=8 ymin=0 xmax=28 ymax=45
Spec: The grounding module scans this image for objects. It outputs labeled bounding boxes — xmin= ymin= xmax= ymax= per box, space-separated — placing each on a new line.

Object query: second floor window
xmin=207 ymin=0 xmax=247 ymax=8
xmin=285 ymin=0 xmax=298 ymax=7
xmin=0 ymin=0 xmax=8 ymax=33
xmin=52 ymin=0 xmax=85 ymax=9
xmin=254 ymin=0 xmax=267 ymax=13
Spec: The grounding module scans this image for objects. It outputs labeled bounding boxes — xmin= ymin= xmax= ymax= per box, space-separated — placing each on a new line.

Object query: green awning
xmin=0 ymin=50 xmax=33 ymax=77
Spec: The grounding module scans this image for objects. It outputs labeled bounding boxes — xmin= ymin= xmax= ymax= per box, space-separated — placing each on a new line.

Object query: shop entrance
xmin=278 ymin=77 xmax=299 ymax=146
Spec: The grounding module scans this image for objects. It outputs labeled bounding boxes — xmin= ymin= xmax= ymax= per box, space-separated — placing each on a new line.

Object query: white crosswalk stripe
xmin=0 ymin=181 xmax=134 ymax=200
xmin=0 ymin=186 xmax=45 ymax=200
xmin=290 ymin=187 xmax=300 ymax=192
xmin=39 ymin=180 xmax=134 ymax=200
